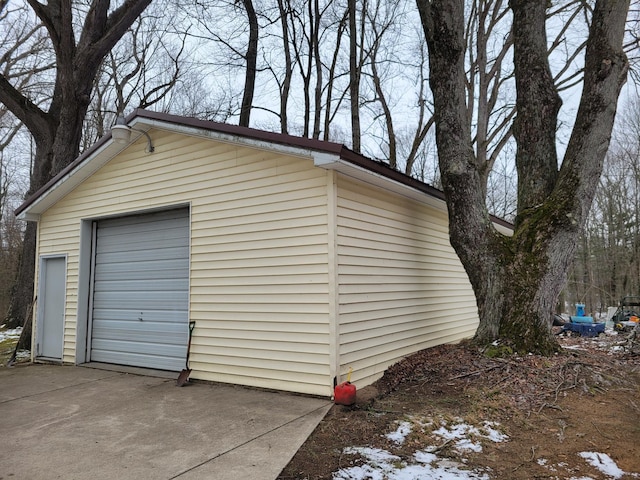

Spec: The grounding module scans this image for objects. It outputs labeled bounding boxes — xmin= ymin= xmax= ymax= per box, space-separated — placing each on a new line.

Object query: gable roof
xmin=15 ymin=109 xmax=511 ymax=231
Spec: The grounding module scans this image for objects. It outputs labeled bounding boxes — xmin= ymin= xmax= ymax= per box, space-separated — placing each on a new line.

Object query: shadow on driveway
xmin=0 ymin=363 xmax=331 ymax=480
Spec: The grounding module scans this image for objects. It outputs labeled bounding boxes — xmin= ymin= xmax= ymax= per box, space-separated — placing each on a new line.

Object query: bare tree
xmin=240 ymin=0 xmax=259 ymax=127
xmin=568 ymin=97 xmax=640 ymax=313
xmin=348 ymin=0 xmax=362 ymax=152
xmin=276 ymin=0 xmax=294 ymax=133
xmin=87 ymin=6 xmax=190 ymax=144
xmin=322 ymin=6 xmax=349 ymax=141
xmin=417 ymin=0 xmax=631 ymax=353
xmin=0 ymin=0 xmax=153 ymax=348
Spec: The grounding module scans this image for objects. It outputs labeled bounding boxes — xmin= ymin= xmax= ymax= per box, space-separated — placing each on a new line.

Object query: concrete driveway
xmin=0 ymin=364 xmax=331 ymax=480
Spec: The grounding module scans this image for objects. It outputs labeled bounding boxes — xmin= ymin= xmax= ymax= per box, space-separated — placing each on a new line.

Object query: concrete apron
xmin=0 ymin=364 xmax=332 ymax=480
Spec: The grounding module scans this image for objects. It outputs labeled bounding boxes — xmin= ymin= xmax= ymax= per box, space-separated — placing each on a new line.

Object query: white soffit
xmin=312 ymin=152 xmax=447 ymax=211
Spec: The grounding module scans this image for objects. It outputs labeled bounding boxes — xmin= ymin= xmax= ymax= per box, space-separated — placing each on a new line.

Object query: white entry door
xmin=36 ymin=256 xmax=66 ymax=360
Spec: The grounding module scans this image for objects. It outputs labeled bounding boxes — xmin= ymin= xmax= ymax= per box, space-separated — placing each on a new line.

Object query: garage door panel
xmin=93 ymin=292 xmax=188 ymax=311
xmin=92 ymin=310 xmax=188 ymax=323
xmin=96 ymin=236 xmax=189 ymax=254
xmin=91 ymin=208 xmax=190 ymax=371
xmin=97 ymin=224 xmax=187 ymax=238
xmin=95 ymin=270 xmax=188 ymax=283
xmin=94 ymin=260 xmax=188 ymax=281
xmin=94 ymin=278 xmax=189 ymax=293
xmin=96 ymin=245 xmax=189 ymax=263
xmin=93 ymin=321 xmax=187 ymax=342
xmin=90 ymin=349 xmax=185 ymax=372
xmin=97 ymin=221 xmax=188 ymax=236
xmin=92 ymin=340 xmax=186 ymax=360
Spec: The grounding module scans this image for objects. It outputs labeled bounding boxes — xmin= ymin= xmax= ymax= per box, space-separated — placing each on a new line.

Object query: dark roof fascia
xmin=337 ymin=147 xmax=446 ymax=201
xmin=15 ymin=108 xmax=513 ymax=231
xmin=136 ymin=109 xmax=347 ymax=156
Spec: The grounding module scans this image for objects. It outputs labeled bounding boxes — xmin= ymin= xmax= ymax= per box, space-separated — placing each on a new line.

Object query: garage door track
xmin=0 ymin=364 xmax=331 ymax=480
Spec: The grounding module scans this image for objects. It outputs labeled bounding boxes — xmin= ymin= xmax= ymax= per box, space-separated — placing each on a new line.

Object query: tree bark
xmin=348 ymin=0 xmax=361 ymax=152
xmin=7 ymin=224 xmax=36 ymax=350
xmin=239 ymin=0 xmax=258 ymax=127
xmin=277 ymin=0 xmax=293 ymax=134
xmin=417 ymin=0 xmax=629 ymax=353
xmin=312 ymin=0 xmax=322 ymax=139
xmin=323 ymin=9 xmax=348 ymax=142
xmin=510 ymin=0 xmax=561 ymax=216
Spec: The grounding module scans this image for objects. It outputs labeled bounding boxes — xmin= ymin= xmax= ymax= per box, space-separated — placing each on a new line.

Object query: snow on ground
xmin=333 ymin=445 xmax=491 ymax=480
xmin=386 ymin=421 xmax=413 ymax=445
xmin=15 ymin=349 xmax=30 ymax=359
xmin=333 ymin=417 xmax=507 ymax=480
xmin=0 ymin=327 xmax=22 ymax=342
xmin=334 ymin=417 xmax=639 ymax=480
xmin=430 ymin=418 xmax=508 ymax=454
xmin=577 ymin=452 xmax=639 ymax=479
xmin=535 ymin=452 xmax=639 ymax=480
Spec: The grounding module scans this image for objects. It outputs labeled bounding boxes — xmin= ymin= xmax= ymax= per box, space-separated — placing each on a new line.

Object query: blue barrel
xmin=570 ymin=315 xmax=594 ymax=324
xmin=575 ymin=303 xmax=586 ymax=317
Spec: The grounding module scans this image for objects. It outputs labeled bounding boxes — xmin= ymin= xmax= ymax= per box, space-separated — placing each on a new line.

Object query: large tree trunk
xmin=417 ymin=0 xmax=629 ymax=353
xmin=7 ymin=224 xmax=36 ymax=349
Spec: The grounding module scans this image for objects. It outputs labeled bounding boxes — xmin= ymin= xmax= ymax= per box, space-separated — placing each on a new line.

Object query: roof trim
xmin=15 ymin=108 xmax=513 ymax=231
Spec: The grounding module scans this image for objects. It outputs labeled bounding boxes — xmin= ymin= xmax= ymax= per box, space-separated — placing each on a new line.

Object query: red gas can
xmin=334 ymin=368 xmax=356 ymax=405
xmin=334 ymin=381 xmax=356 ymax=405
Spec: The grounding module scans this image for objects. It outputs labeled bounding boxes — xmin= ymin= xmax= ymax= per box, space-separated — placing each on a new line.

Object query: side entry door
xmin=36 ymin=256 xmax=66 ymax=360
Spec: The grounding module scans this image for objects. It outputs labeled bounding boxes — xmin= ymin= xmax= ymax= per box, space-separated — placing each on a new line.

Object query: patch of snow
xmin=455 ymin=438 xmax=483 ymax=452
xmin=0 ymin=327 xmax=22 ymax=342
xmin=480 ymin=421 xmax=509 ymax=442
xmin=537 ymin=458 xmax=559 ymax=472
xmin=333 ymin=418 xmax=506 ymax=480
xmin=343 ymin=447 xmax=400 ymax=464
xmin=578 ymin=452 xmax=626 ymax=479
xmin=15 ymin=350 xmax=30 ymax=360
xmin=433 ymin=423 xmax=472 ymax=441
xmin=414 ymin=451 xmax=438 ymax=464
xmin=432 ymin=420 xmax=508 ymax=453
xmin=386 ymin=421 xmax=412 ymax=445
xmin=334 ymin=446 xmax=490 ymax=480
xmin=333 ymin=463 xmax=384 ymax=480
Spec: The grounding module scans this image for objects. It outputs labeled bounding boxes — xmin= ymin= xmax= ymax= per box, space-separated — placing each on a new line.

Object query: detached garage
xmin=16 ymin=109 xmax=511 ymax=397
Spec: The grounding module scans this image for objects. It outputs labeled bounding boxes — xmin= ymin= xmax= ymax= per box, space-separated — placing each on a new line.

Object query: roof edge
xmin=15 ymin=108 xmax=513 ymax=232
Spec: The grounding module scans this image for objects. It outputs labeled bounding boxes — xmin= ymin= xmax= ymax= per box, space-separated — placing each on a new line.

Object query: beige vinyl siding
xmin=336 ymin=176 xmax=479 ymax=387
xmin=35 ymin=130 xmax=332 ymax=396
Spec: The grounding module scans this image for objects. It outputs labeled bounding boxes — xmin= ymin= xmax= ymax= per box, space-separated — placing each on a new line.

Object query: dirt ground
xmin=278 ymin=331 xmax=640 ymax=479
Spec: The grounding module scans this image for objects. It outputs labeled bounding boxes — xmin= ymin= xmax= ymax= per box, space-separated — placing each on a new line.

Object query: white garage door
xmin=90 ymin=208 xmax=190 ymax=371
